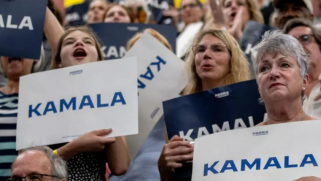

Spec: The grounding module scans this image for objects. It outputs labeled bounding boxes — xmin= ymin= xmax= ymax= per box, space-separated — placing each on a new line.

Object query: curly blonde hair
xmin=183 ymin=29 xmax=251 ymax=95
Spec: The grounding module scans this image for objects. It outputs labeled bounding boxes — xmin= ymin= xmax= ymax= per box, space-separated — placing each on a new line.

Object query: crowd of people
xmin=1 ymin=0 xmax=321 ymax=180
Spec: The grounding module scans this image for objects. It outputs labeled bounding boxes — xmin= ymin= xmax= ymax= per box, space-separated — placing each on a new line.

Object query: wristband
xmin=53 ymin=149 xmax=59 ymax=155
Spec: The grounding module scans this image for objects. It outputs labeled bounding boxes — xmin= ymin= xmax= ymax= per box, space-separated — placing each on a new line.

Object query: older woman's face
xmin=1 ymin=57 xmax=34 ymax=79
xmin=104 ymin=6 xmax=131 ymax=23
xmin=194 ymin=34 xmax=230 ymax=81
xmin=60 ymin=30 xmax=98 ymax=68
xmin=180 ymin=0 xmax=203 ymax=25
xmin=87 ymin=0 xmax=108 ymax=23
xmin=223 ymin=0 xmax=250 ymax=28
xmin=288 ymin=26 xmax=321 ymax=79
xmin=257 ymin=53 xmax=307 ymax=102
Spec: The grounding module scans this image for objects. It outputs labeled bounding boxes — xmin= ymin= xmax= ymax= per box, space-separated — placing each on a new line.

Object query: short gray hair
xmin=251 ymin=30 xmax=309 ymax=79
xmin=18 ymin=146 xmax=67 ymax=181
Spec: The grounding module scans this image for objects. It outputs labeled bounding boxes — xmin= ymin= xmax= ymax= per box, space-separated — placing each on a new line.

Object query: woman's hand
xmin=158 ymin=135 xmax=194 ymax=169
xmin=58 ymin=129 xmax=115 ymax=160
xmin=228 ymin=6 xmax=244 ymax=42
xmin=209 ymin=0 xmax=226 ymax=27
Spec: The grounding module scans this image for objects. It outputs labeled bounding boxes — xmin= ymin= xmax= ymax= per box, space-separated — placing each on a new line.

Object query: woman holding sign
xmin=252 ymin=31 xmax=316 ymax=125
xmin=158 ymin=29 xmax=251 ymax=180
xmin=50 ymin=26 xmax=130 ymax=181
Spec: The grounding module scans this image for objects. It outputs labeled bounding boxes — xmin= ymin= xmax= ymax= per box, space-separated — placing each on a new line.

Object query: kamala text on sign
xmin=0 ymin=0 xmax=47 ymax=59
xmin=17 ymin=58 xmax=138 ymax=150
xmin=203 ymin=154 xmax=318 ymax=176
xmin=138 ymin=56 xmax=166 ymax=89
xmin=28 ymin=92 xmax=126 ymax=118
xmin=192 ymin=121 xmax=321 ymax=180
xmin=0 ymin=15 xmax=33 ymax=30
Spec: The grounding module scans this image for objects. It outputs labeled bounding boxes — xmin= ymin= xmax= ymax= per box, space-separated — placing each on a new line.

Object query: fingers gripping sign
xmin=159 ymin=135 xmax=194 ymax=169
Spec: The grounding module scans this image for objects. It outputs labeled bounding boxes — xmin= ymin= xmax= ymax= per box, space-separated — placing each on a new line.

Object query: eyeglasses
xmin=180 ymin=3 xmax=199 ymax=11
xmin=7 ymin=174 xmax=58 ymax=181
xmin=296 ymin=34 xmax=314 ymax=45
xmin=192 ymin=44 xmax=227 ymax=54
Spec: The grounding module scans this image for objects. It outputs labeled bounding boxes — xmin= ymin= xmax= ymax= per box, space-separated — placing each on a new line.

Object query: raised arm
xmin=44 ymin=6 xmax=64 ymax=54
xmin=105 ymin=136 xmax=130 ymax=176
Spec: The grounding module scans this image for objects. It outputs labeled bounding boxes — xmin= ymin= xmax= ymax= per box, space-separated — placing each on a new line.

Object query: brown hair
xmin=52 ymin=26 xmax=104 ymax=69
xmin=184 ymin=29 xmax=251 ymax=95
xmin=104 ymin=3 xmax=135 ymax=23
xmin=127 ymin=28 xmax=173 ymax=51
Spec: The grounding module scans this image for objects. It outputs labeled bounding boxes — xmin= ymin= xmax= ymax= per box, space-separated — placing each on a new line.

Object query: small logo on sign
xmin=252 ymin=131 xmax=268 ymax=136
xmin=69 ymin=70 xmax=83 ymax=76
xmin=215 ymin=91 xmax=229 ymax=99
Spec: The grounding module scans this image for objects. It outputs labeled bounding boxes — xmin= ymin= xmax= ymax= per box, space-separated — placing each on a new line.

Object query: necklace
xmin=300 ymin=111 xmax=306 ymax=121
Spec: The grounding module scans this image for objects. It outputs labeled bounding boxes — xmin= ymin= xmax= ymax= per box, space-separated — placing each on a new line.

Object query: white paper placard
xmin=176 ymin=22 xmax=204 ymax=58
xmin=192 ymin=120 xmax=321 ymax=180
xmin=125 ymin=32 xmax=188 ymax=159
xmin=16 ymin=58 xmax=138 ymax=150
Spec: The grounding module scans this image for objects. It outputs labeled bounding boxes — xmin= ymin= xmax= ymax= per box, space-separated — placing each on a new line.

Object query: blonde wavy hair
xmin=183 ymin=29 xmax=251 ymax=95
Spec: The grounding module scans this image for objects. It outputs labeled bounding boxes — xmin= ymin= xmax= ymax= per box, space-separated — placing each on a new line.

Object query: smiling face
xmin=257 ymin=53 xmax=308 ymax=103
xmin=223 ymin=0 xmax=250 ymax=28
xmin=104 ymin=5 xmax=131 ymax=23
xmin=194 ymin=34 xmax=230 ymax=81
xmin=1 ymin=57 xmax=34 ymax=79
xmin=59 ymin=30 xmax=98 ymax=68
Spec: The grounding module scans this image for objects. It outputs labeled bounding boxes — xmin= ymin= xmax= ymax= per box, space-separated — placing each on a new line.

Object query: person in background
xmin=87 ymin=0 xmax=109 ymax=24
xmin=257 ymin=0 xmax=275 ymax=25
xmin=121 ymin=0 xmax=151 ymax=23
xmin=283 ymin=18 xmax=321 ymax=118
xmin=0 ymin=6 xmax=64 ymax=181
xmin=273 ymin=0 xmax=314 ymax=29
xmin=312 ymin=0 xmax=321 ymax=27
xmin=177 ymin=0 xmax=205 ymax=33
xmin=50 ymin=26 xmax=130 ymax=181
xmin=252 ymin=30 xmax=316 ymax=126
xmin=104 ymin=4 xmax=135 ymax=23
xmin=223 ymin=0 xmax=264 ymax=41
xmin=109 ymin=28 xmax=172 ymax=181
xmin=7 ymin=146 xmax=67 ymax=181
xmin=158 ymin=29 xmax=251 ymax=181
xmin=205 ymin=0 xmax=263 ymax=42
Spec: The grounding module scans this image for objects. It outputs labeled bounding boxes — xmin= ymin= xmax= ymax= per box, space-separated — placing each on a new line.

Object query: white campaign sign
xmin=16 ymin=58 xmax=138 ymax=150
xmin=125 ymin=32 xmax=187 ymax=159
xmin=192 ymin=120 xmax=321 ymax=180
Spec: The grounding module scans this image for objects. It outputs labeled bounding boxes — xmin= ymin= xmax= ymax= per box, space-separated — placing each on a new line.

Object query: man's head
xmin=274 ymin=0 xmax=314 ymax=29
xmin=8 ymin=146 xmax=67 ymax=181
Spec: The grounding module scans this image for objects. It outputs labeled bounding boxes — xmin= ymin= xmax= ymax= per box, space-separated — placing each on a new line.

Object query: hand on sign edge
xmin=158 ymin=135 xmax=194 ymax=169
xmin=70 ymin=129 xmax=115 ymax=153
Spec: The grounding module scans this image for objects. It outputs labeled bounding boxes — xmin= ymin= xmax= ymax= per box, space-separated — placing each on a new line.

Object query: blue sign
xmin=162 ymin=80 xmax=266 ymax=180
xmin=0 ymin=0 xmax=47 ymax=59
xmin=89 ymin=23 xmax=177 ymax=60
xmin=65 ymin=1 xmax=90 ymax=26
xmin=240 ymin=21 xmax=276 ymax=77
